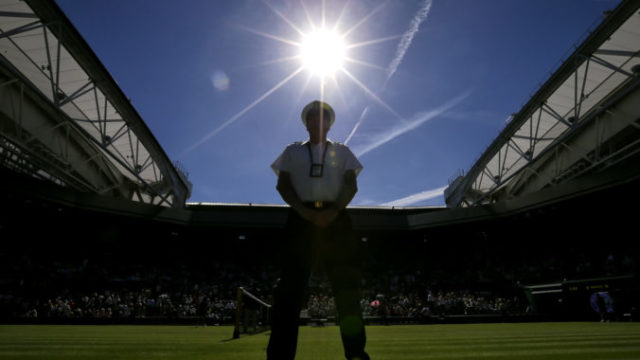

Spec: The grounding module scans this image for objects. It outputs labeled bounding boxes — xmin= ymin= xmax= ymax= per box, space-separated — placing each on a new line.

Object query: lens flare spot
xmin=212 ymin=70 xmax=230 ymax=91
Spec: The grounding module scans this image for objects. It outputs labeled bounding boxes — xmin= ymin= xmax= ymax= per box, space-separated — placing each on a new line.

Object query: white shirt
xmin=271 ymin=140 xmax=363 ymax=202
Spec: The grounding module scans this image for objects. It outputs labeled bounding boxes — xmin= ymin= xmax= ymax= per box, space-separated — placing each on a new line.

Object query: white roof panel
xmin=1 ymin=0 xmax=189 ymax=206
xmin=450 ymin=1 xmax=640 ymax=207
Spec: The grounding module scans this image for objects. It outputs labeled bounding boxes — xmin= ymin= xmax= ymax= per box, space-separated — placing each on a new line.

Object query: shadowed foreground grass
xmin=1 ymin=322 xmax=639 ymax=359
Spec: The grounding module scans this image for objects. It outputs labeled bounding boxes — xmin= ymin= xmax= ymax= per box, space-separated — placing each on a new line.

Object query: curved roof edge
xmin=446 ymin=0 xmax=640 ymax=208
xmin=23 ymin=0 xmax=192 ymax=206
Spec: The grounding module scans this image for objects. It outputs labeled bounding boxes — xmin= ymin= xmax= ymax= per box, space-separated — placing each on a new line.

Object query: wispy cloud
xmin=381 ymin=185 xmax=447 ymax=207
xmin=350 ymin=90 xmax=472 ymax=158
xmin=384 ymin=0 xmax=433 ymax=86
xmin=345 ymin=0 xmax=434 ymax=145
xmin=344 ymin=106 xmax=368 ymax=144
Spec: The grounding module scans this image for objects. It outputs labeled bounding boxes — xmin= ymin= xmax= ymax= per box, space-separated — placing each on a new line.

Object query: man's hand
xmin=309 ymin=209 xmax=339 ymax=228
xmin=296 ymin=207 xmax=338 ymax=228
xmin=276 ymin=170 xmax=357 ymax=228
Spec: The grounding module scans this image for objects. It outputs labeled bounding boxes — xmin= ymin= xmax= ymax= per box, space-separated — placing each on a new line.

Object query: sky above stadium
xmin=56 ymin=0 xmax=620 ymax=206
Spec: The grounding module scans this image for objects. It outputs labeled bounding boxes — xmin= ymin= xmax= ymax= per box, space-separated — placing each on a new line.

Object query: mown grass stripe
xmin=0 ymin=323 xmax=638 ymax=360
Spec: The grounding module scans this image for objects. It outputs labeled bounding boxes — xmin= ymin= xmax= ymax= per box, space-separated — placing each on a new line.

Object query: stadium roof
xmin=0 ymin=0 xmax=191 ymax=207
xmin=445 ymin=0 xmax=640 ymax=207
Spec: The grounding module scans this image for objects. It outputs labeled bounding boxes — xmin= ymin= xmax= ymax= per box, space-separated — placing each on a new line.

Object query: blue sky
xmin=56 ymin=0 xmax=620 ymax=206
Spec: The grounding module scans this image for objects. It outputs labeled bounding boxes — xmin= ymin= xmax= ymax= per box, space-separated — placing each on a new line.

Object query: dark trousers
xmin=267 ymin=210 xmax=369 ymax=360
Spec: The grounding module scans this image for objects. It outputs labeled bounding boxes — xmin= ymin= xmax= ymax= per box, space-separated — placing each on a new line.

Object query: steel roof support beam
xmin=589 ymin=54 xmax=634 ymax=77
xmin=507 ymin=139 xmax=531 ymax=161
xmin=0 ymin=11 xmax=38 ymax=19
xmin=0 ymin=78 xmax=18 ymax=87
xmin=57 ymin=80 xmax=94 ymax=107
xmin=541 ymin=103 xmax=574 ymax=128
xmin=0 ymin=19 xmax=42 ymax=39
xmin=576 ymin=57 xmax=590 ymax=119
xmin=512 ymin=134 xmax=555 ymax=142
xmin=593 ymin=49 xmax=640 ymax=57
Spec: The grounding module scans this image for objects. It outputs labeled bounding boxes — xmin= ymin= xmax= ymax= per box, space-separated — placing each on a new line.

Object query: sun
xmin=183 ymin=2 xmax=406 ymax=155
xmin=299 ymin=29 xmax=346 ymax=77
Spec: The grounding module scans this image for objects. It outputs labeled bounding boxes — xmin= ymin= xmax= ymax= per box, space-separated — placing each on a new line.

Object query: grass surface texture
xmin=1 ymin=322 xmax=639 ymax=359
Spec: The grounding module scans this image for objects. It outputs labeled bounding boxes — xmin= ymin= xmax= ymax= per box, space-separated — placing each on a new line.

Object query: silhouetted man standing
xmin=268 ymin=100 xmax=369 ymax=360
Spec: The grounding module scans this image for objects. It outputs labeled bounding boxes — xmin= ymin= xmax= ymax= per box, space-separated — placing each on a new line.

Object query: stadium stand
xmin=1 ymin=166 xmax=637 ymax=324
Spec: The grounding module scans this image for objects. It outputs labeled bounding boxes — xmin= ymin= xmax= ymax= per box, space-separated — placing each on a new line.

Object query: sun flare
xmin=184 ymin=2 xmax=407 ymax=155
xmin=299 ymin=29 xmax=346 ymax=77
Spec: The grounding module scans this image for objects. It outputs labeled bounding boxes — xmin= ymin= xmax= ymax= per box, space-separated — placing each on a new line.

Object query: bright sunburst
xmin=183 ymin=1 xmax=406 ymax=155
xmin=299 ymin=29 xmax=346 ymax=77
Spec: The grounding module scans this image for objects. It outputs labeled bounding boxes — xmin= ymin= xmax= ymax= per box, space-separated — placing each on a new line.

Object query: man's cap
xmin=301 ymin=100 xmax=335 ymax=127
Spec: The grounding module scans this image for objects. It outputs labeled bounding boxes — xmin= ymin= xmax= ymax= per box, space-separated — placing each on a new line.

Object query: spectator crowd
xmin=1 ymin=241 xmax=635 ymax=323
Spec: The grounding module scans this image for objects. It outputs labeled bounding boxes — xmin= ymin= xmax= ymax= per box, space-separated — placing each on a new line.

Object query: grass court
xmin=1 ymin=322 xmax=638 ymax=359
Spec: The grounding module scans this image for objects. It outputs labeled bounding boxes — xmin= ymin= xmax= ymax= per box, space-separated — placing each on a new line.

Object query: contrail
xmin=381 ymin=185 xmax=447 ymax=207
xmin=344 ymin=106 xmax=368 ymax=144
xmin=384 ymin=0 xmax=432 ymax=86
xmin=350 ymin=90 xmax=472 ymax=157
xmin=345 ymin=0 xmax=433 ymax=144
